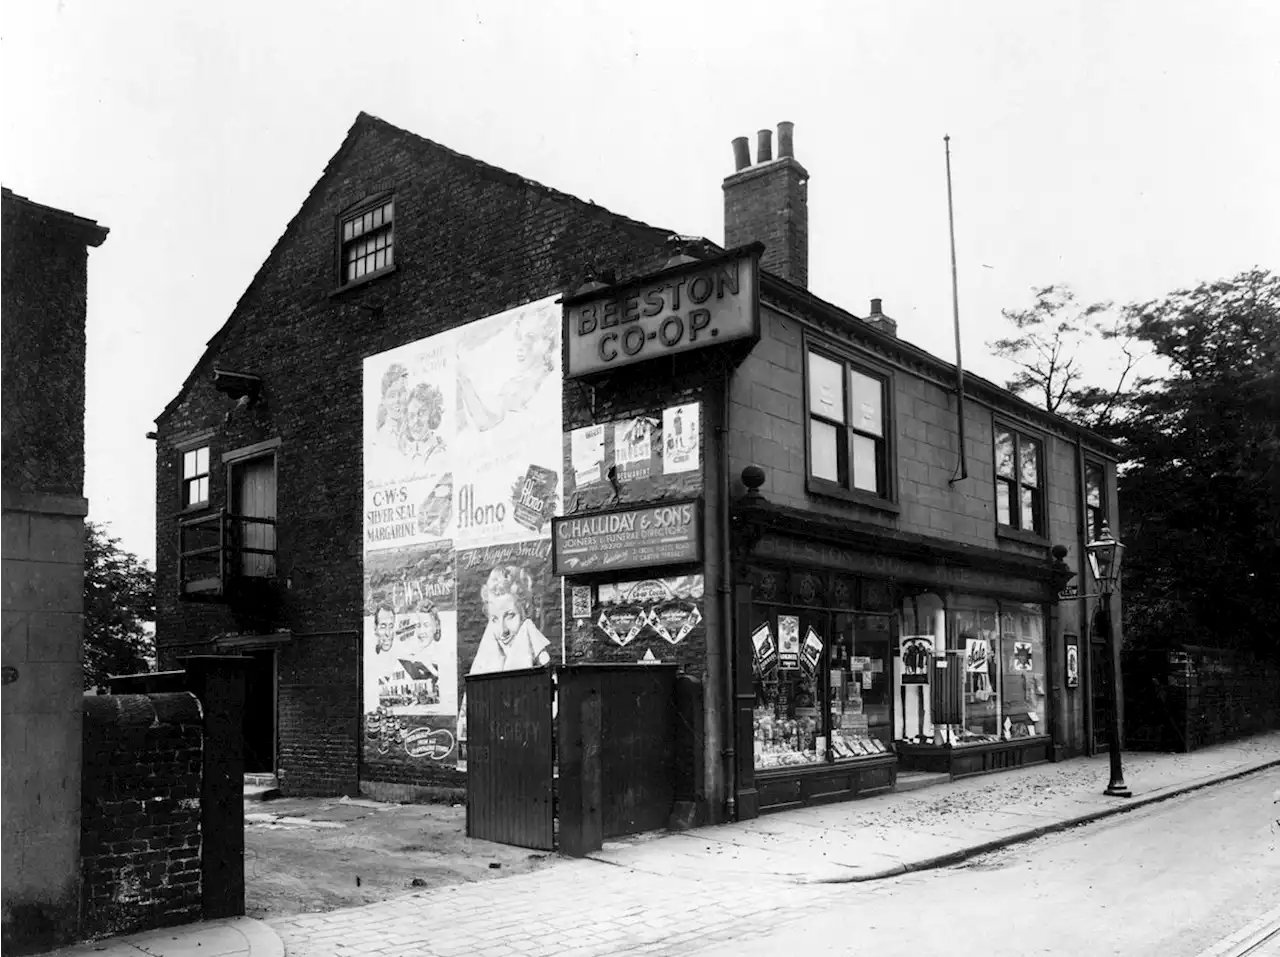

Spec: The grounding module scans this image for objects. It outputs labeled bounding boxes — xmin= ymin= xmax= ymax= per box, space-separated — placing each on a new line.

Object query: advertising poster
xmin=964 ymin=638 xmax=990 ymax=674
xmin=570 ymin=425 xmax=604 ymax=489
xmin=453 ymin=299 xmax=562 ymax=549
xmin=363 ymin=542 xmax=458 ymax=717
xmin=591 ymin=575 xmax=705 ymax=665
xmin=777 ymin=614 xmax=800 ymax=670
xmin=751 ymin=622 xmax=778 ymax=675
xmin=361 ymin=296 xmax=564 ymax=775
xmin=455 ymin=539 xmax=561 ymax=681
xmin=662 ymin=403 xmax=700 ymax=474
xmin=613 ymin=417 xmax=655 ymax=483
xmin=1065 ymin=642 xmax=1080 ymax=688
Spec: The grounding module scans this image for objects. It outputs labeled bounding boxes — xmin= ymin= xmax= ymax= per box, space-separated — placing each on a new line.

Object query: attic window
xmin=340 ymin=196 xmax=394 ymax=285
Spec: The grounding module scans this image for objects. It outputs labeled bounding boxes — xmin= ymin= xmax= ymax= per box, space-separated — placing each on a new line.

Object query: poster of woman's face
xmin=455 ymin=540 xmax=560 ymax=683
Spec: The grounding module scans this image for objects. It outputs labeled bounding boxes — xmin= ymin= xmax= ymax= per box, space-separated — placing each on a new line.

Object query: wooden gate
xmin=465 ymin=664 xmax=679 ymax=856
xmin=464 ymin=668 xmax=556 ymax=851
xmin=558 ymin=664 xmax=678 ymax=857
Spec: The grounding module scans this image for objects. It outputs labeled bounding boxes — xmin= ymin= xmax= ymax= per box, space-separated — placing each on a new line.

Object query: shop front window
xmin=1001 ymin=604 xmax=1047 ymax=738
xmin=749 ymin=584 xmax=895 ymax=772
xmin=752 ymin=612 xmax=825 ymax=769
xmin=829 ymin=614 xmax=893 ymax=757
xmin=950 ymin=599 xmax=1002 ymax=745
xmin=895 ymin=593 xmax=1048 ymax=747
xmin=895 ymin=592 xmax=945 ymax=744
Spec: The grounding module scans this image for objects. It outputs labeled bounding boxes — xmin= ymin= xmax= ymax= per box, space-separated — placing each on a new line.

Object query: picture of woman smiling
xmin=468 ymin=564 xmax=551 ymax=675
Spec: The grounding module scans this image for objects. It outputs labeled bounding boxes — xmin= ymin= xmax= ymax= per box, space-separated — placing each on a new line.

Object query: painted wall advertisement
xmin=361 ymin=296 xmax=564 ymax=774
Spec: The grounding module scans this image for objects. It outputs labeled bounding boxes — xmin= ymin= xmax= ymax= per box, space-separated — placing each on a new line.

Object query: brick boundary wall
xmin=1125 ymin=647 xmax=1280 ymax=752
xmin=80 ymin=693 xmax=204 ymax=939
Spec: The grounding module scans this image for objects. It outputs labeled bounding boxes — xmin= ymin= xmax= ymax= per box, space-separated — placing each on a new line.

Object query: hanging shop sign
xmin=552 ymin=499 xmax=702 ymax=575
xmin=563 ymin=246 xmax=761 ymax=378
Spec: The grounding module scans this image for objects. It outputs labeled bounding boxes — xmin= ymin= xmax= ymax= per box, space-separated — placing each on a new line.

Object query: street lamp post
xmin=1086 ymin=522 xmax=1131 ymax=798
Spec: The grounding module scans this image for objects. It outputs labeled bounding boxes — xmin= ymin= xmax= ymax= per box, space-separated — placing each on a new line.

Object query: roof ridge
xmin=2 ymin=186 xmax=109 ymax=245
xmin=158 ymin=112 xmax=681 ymax=424
xmin=355 ymin=111 xmax=675 ymax=240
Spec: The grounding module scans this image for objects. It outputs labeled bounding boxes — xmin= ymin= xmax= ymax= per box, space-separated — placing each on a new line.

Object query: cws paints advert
xmin=362 ymin=296 xmax=564 ymax=775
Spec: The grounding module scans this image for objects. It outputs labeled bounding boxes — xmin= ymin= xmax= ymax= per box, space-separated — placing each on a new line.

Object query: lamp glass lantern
xmin=1085 ymin=522 xmax=1125 ymax=596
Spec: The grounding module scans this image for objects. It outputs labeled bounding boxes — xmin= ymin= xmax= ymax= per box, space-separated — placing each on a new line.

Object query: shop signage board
xmin=563 ymin=246 xmax=761 ymax=378
xmin=552 ymin=499 xmax=702 ymax=575
xmin=755 ymin=534 xmax=1048 ymax=604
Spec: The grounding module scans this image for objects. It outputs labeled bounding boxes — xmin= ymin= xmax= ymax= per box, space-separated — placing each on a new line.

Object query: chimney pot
xmin=731 ymin=136 xmax=750 ymax=172
xmin=757 ymin=129 xmax=773 ymax=163
xmin=723 ymin=122 xmax=809 ymax=287
xmin=777 ymin=121 xmax=795 ymax=159
xmin=870 ymin=298 xmax=882 ymax=315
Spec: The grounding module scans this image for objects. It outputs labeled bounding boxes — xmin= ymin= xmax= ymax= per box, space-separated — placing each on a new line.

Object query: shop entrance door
xmin=1089 ymin=638 xmax=1111 ymax=754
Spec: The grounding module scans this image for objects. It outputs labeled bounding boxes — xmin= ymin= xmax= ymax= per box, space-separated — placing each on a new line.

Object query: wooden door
xmin=231 ymin=455 xmax=276 ymax=577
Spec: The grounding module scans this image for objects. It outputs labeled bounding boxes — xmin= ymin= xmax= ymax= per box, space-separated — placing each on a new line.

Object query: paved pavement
xmin=48 ymin=732 xmax=1280 ymax=957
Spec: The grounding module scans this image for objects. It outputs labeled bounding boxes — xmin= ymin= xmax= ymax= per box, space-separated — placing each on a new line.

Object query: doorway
xmin=243 ymin=649 xmax=277 ymax=774
xmin=1088 ymin=606 xmax=1111 ymax=754
xmin=228 ymin=452 xmax=277 ymax=578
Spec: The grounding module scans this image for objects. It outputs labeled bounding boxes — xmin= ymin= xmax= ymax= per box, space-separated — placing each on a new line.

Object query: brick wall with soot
xmin=153 ymin=115 xmax=677 ymax=794
xmin=80 ymin=693 xmax=203 ymax=939
xmin=1 ymin=197 xmax=90 ymax=496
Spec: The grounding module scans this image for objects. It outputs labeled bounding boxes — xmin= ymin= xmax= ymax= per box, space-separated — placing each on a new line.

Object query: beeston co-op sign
xmin=563 ymin=246 xmax=761 ymax=378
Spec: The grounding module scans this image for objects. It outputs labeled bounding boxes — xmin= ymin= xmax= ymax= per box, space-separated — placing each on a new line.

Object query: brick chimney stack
xmin=723 ymin=121 xmax=809 ymax=288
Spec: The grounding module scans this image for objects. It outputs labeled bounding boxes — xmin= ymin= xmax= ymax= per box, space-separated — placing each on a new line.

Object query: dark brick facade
xmin=80 ymin=693 xmax=203 ymax=938
xmin=1 ymin=189 xmax=105 ymax=496
xmin=3 ymin=189 xmax=106 ymax=954
xmin=154 ymin=113 xmax=678 ymax=794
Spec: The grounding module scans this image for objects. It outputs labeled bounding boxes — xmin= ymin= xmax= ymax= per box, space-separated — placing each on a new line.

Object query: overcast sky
xmin=4 ymin=0 xmax=1278 ymax=567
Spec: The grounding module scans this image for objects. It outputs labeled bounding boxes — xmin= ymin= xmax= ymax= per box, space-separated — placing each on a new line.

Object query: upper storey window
xmin=340 ymin=196 xmax=394 ymax=285
xmin=995 ymin=426 xmax=1044 ymax=536
xmin=182 ymin=445 xmax=210 ymax=509
xmin=806 ymin=348 xmax=891 ymax=501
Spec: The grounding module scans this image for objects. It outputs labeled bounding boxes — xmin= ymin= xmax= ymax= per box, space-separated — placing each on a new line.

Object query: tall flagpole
xmin=945 ymin=134 xmax=969 ymax=485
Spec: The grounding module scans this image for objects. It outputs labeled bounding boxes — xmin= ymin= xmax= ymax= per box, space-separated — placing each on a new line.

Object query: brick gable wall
xmin=154 ymin=117 xmax=676 ymax=793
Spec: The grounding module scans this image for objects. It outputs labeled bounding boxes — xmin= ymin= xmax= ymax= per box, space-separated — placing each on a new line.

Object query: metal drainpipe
xmin=720 ymin=368 xmax=737 ymax=820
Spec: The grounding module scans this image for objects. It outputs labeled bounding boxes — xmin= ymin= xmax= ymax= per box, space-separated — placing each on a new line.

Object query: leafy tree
xmin=988 ymin=284 xmax=1149 ymax=433
xmin=992 ymin=270 xmax=1279 ymax=661
xmin=1115 ymin=268 xmax=1280 ymax=660
xmin=83 ymin=522 xmax=156 ymax=691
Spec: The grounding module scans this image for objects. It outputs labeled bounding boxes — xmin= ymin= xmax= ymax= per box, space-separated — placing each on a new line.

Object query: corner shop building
xmin=153 ymin=115 xmax=1122 ymax=826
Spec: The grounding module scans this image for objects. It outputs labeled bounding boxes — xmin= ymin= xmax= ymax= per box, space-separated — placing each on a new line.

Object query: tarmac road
xmin=691 ymin=767 xmax=1280 ymax=957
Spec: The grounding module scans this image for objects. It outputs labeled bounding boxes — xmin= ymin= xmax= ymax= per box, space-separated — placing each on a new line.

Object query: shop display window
xmin=895 ymin=592 xmax=1049 ymax=747
xmin=1001 ymin=604 xmax=1047 ymax=738
xmin=750 ymin=603 xmax=893 ymax=771
xmin=895 ymin=592 xmax=945 ymax=744
xmin=950 ymin=599 xmax=1002 ymax=745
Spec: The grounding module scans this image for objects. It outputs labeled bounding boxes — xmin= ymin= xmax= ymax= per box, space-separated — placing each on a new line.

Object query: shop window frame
xmin=747 ymin=566 xmax=898 ymax=772
xmin=802 ymin=336 xmax=899 ymax=513
xmin=896 ymin=589 xmax=1052 ymax=748
xmin=993 ymin=421 xmax=1048 ymax=544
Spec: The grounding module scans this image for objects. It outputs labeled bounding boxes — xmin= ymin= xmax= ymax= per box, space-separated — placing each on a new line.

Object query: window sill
xmin=996 ymin=525 xmax=1050 ymax=548
xmin=178 ymin=503 xmax=214 ymax=519
xmin=328 ymin=263 xmax=398 ymax=299
xmin=806 ymin=478 xmax=901 ymax=515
